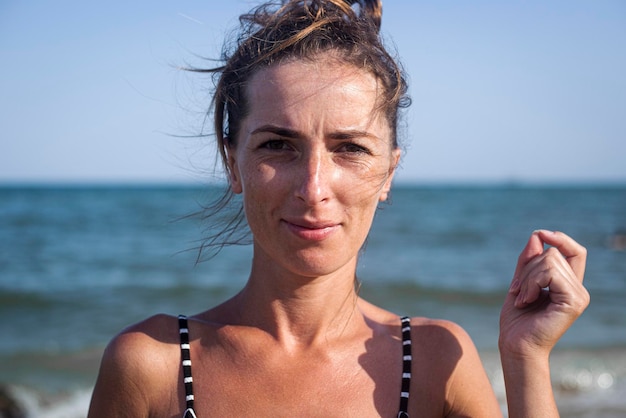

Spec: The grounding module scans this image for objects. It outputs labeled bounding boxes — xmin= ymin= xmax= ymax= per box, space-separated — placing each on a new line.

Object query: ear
xmin=379 ymin=148 xmax=401 ymax=202
xmin=226 ymin=142 xmax=243 ymax=194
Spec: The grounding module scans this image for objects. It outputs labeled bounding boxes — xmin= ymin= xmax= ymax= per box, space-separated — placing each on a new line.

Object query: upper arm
xmin=441 ymin=321 xmax=503 ymax=417
xmin=88 ymin=315 xmax=179 ymax=418
xmin=88 ymin=332 xmax=152 ymax=418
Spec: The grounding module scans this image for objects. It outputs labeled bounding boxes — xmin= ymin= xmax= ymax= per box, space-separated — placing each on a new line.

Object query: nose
xmin=294 ymin=149 xmax=333 ymax=205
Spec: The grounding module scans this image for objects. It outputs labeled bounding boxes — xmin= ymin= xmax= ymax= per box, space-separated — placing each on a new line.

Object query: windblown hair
xmin=191 ymin=0 xmax=411 ymax=259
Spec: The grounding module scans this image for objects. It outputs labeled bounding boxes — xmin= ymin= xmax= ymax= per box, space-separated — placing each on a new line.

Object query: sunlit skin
xmin=228 ymin=57 xmax=400 ymax=283
xmin=88 ymin=55 xmax=588 ymax=418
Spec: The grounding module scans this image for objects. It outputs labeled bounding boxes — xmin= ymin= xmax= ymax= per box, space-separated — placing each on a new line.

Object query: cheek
xmin=340 ymin=164 xmax=394 ymax=203
xmin=240 ymin=163 xmax=279 ymax=194
xmin=239 ymin=165 xmax=281 ymax=218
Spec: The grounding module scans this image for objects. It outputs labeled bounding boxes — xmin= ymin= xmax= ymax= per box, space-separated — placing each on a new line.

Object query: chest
xmin=156 ymin=323 xmax=449 ymax=417
xmin=158 ymin=349 xmax=445 ymax=418
xmin=186 ymin=345 xmax=401 ymax=417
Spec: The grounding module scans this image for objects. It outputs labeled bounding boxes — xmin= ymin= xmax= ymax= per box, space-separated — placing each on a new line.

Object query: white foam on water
xmin=8 ymin=385 xmax=91 ymax=418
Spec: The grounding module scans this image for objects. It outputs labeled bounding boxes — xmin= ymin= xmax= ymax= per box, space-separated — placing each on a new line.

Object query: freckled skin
xmin=88 ymin=57 xmax=588 ymax=418
xmin=228 ymin=59 xmax=400 ymax=280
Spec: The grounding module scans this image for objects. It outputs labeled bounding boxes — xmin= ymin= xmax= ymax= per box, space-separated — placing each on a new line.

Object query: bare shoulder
xmin=406 ymin=317 xmax=476 ymax=374
xmin=409 ymin=317 xmax=502 ymax=417
xmin=357 ymin=299 xmax=473 ymax=348
xmin=410 ymin=317 xmax=475 ymax=349
xmin=88 ymin=314 xmax=182 ymax=418
xmin=104 ymin=314 xmax=181 ymax=366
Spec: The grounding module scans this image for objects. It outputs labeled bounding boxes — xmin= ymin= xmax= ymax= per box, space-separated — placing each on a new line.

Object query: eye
xmin=260 ymin=139 xmax=291 ymax=151
xmin=337 ymin=142 xmax=371 ymax=155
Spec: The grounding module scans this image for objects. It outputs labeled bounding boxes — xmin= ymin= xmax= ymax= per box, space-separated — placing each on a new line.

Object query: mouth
xmin=282 ymin=219 xmax=340 ymax=241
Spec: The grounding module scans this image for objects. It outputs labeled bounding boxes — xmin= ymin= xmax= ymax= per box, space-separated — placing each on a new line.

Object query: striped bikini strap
xmin=398 ymin=316 xmax=412 ymax=418
xmin=178 ymin=315 xmax=198 ymax=418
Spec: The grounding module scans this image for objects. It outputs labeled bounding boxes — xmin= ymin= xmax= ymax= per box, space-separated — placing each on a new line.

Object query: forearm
xmin=500 ymin=350 xmax=559 ymax=418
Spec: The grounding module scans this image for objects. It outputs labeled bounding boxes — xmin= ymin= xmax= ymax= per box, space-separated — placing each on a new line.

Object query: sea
xmin=0 ymin=184 xmax=625 ymax=417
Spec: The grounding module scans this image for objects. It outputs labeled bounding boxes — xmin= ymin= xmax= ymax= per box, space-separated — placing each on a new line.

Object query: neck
xmin=232 ymin=250 xmax=363 ymax=349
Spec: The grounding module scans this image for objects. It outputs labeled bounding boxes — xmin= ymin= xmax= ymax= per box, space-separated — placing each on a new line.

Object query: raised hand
xmin=499 ymin=230 xmax=589 ymax=357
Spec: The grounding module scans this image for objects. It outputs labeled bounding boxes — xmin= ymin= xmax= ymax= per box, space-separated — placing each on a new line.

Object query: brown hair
xmin=192 ymin=0 xmax=410 ymax=259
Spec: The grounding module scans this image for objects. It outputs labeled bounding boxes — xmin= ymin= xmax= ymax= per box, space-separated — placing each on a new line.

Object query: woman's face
xmin=228 ymin=57 xmax=400 ymax=278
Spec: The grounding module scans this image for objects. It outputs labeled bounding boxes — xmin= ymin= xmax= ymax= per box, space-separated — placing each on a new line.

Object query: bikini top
xmin=178 ymin=315 xmax=412 ymax=418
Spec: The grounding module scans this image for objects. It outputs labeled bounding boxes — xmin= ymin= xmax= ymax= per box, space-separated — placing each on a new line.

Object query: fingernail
xmin=509 ymin=278 xmax=520 ymax=293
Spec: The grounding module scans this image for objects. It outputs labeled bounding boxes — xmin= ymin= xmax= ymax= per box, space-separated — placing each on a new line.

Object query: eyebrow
xmin=250 ymin=125 xmax=303 ymax=139
xmin=250 ymin=124 xmax=381 ymax=141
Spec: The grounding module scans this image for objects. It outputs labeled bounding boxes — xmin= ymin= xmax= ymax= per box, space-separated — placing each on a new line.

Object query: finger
xmin=510 ymin=231 xmax=545 ymax=293
xmin=515 ymin=249 xmax=572 ymax=307
xmin=536 ymin=230 xmax=587 ymax=282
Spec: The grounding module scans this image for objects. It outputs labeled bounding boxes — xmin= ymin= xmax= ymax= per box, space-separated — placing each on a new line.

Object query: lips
xmin=282 ymin=218 xmax=340 ymax=241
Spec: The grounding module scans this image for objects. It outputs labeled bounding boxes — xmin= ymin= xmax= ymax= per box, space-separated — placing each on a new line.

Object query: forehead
xmin=244 ymin=58 xmax=387 ymax=130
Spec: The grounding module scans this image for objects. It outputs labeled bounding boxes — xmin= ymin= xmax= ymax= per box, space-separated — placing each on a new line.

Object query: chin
xmin=281 ymin=249 xmax=358 ymax=278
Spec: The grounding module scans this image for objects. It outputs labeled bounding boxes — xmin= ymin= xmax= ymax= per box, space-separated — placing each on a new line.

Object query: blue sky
xmin=1 ymin=0 xmax=625 ymax=184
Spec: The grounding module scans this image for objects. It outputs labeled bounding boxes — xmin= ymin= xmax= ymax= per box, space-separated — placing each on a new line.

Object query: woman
xmin=88 ymin=1 xmax=589 ymax=417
